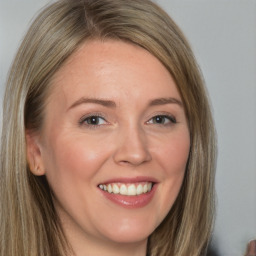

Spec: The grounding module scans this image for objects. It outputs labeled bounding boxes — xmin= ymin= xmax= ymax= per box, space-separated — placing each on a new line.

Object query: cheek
xmin=155 ymin=132 xmax=190 ymax=209
xmin=42 ymin=136 xmax=114 ymax=229
xmin=158 ymin=132 xmax=190 ymax=174
xmin=42 ymin=136 xmax=111 ymax=190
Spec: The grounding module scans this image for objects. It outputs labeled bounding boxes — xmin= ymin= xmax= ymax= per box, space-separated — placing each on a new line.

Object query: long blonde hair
xmin=0 ymin=0 xmax=216 ymax=255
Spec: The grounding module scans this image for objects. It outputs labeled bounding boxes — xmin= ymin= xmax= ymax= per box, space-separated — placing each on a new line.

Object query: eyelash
xmin=146 ymin=114 xmax=177 ymax=126
xmin=79 ymin=114 xmax=177 ymax=128
xmin=79 ymin=114 xmax=108 ymax=128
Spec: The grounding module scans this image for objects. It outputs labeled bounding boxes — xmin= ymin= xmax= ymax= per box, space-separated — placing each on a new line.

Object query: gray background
xmin=0 ymin=1 xmax=255 ymax=255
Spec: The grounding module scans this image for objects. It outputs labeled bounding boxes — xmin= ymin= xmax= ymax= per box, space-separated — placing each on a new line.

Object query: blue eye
xmin=80 ymin=115 xmax=107 ymax=126
xmin=148 ymin=115 xmax=176 ymax=125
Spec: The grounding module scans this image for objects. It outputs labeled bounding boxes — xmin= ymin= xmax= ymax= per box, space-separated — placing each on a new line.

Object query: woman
xmin=0 ymin=0 xmax=216 ymax=255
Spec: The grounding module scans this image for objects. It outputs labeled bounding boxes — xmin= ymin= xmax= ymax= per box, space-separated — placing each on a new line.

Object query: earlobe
xmin=26 ymin=131 xmax=46 ymax=176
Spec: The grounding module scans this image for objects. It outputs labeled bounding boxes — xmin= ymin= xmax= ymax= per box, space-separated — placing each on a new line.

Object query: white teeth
xmin=136 ymin=184 xmax=143 ymax=195
xmin=112 ymin=184 xmax=119 ymax=194
xmin=99 ymin=182 xmax=154 ymax=196
xmin=127 ymin=184 xmax=136 ymax=195
xmin=120 ymin=184 xmax=127 ymax=195
xmin=107 ymin=184 xmax=112 ymax=193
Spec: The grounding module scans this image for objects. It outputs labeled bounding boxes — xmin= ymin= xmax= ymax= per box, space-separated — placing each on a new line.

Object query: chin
xmin=97 ymin=216 xmax=157 ymax=244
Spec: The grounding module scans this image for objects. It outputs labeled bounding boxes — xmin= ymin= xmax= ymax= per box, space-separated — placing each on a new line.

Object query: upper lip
xmin=98 ymin=176 xmax=159 ymax=185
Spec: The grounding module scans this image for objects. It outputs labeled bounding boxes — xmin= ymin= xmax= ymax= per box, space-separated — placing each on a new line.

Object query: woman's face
xmin=27 ymin=40 xmax=190 ymax=252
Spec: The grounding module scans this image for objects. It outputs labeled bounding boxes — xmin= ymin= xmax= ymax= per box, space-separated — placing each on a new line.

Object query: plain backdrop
xmin=0 ymin=1 xmax=255 ymax=255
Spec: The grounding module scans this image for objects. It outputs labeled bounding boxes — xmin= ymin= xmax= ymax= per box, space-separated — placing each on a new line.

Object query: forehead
xmin=48 ymin=39 xmax=181 ymax=106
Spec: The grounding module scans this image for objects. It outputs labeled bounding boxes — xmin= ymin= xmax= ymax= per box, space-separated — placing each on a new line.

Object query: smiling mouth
xmin=98 ymin=182 xmax=153 ymax=196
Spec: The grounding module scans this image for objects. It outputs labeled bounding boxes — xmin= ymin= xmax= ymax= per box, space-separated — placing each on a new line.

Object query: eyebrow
xmin=149 ymin=97 xmax=183 ymax=107
xmin=68 ymin=96 xmax=183 ymax=111
xmin=68 ymin=97 xmax=116 ymax=110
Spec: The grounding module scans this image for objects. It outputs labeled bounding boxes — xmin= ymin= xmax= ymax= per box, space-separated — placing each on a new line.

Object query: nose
xmin=113 ymin=125 xmax=152 ymax=166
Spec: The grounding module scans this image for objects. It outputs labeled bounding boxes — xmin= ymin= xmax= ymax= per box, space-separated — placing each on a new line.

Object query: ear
xmin=26 ymin=131 xmax=46 ymax=176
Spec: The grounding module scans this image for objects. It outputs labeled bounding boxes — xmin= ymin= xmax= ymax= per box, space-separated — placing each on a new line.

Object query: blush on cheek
xmin=164 ymin=144 xmax=190 ymax=173
xmin=54 ymin=142 xmax=107 ymax=181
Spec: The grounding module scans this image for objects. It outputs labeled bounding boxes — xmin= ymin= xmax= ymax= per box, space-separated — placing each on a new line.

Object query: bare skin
xmin=26 ymin=40 xmax=190 ymax=256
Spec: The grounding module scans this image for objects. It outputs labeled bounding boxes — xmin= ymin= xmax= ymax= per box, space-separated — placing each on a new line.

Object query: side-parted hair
xmin=0 ymin=0 xmax=217 ymax=255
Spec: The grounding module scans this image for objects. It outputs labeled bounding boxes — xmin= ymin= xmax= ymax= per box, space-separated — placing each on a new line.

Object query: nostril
xmin=113 ymin=133 xmax=152 ymax=166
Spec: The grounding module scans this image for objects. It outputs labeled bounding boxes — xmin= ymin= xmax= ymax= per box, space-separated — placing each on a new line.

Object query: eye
xmin=80 ymin=115 xmax=107 ymax=126
xmin=147 ymin=115 xmax=176 ymax=125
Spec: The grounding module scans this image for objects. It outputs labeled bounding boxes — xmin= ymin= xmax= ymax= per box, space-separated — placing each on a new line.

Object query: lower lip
xmin=99 ymin=184 xmax=157 ymax=209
